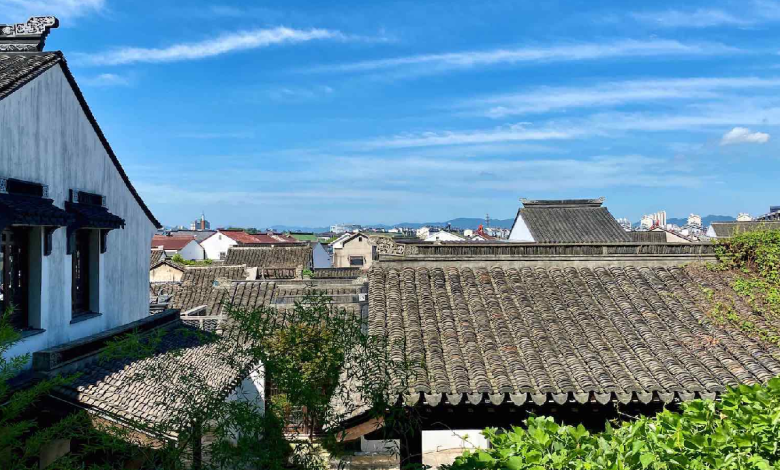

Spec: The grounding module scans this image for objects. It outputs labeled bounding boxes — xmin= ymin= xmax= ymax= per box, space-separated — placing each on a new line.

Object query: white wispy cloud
xmin=174 ymin=132 xmax=255 ymax=139
xmin=310 ymin=39 xmax=740 ymax=75
xmin=267 ymin=85 xmax=334 ymax=102
xmin=632 ymin=8 xmax=753 ymax=28
xmin=0 ymin=0 xmax=104 ymax=20
xmin=78 ymin=27 xmax=352 ymax=66
xmin=356 ymin=124 xmax=582 ymax=150
xmin=468 ymin=77 xmax=780 ymax=117
xmin=720 ymin=127 xmax=770 ymax=145
xmin=80 ymin=73 xmax=131 ymax=87
xmin=579 ymin=104 xmax=780 ymax=132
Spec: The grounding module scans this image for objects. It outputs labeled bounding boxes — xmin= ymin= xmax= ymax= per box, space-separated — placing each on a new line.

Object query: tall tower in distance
xmin=190 ymin=213 xmax=211 ymax=231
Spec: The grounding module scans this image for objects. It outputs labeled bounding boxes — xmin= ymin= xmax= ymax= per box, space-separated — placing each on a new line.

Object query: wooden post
xmin=399 ymin=416 xmax=422 ymax=468
xmin=191 ymin=420 xmax=202 ymax=470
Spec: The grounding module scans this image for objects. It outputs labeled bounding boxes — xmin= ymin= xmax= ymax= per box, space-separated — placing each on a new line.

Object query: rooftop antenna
xmin=486 ymin=213 xmax=491 ymax=228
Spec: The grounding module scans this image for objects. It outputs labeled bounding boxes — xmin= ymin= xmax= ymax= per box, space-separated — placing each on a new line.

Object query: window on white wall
xmin=1 ymin=228 xmax=29 ymax=330
xmin=71 ymin=229 xmax=96 ymax=317
xmin=0 ymin=176 xmax=72 ymax=332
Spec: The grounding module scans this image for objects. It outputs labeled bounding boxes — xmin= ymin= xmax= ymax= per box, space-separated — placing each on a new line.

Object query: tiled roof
xmin=217 ymin=230 xmax=264 ymax=244
xmin=171 ymin=265 xmax=248 ymax=312
xmin=710 ymin=221 xmax=780 ymax=238
xmin=168 ymin=230 xmax=216 ymax=243
xmin=65 ymin=201 xmax=125 ymax=229
xmin=368 ymin=264 xmax=780 ymax=406
xmin=312 ymin=268 xmax=364 ymax=279
xmin=519 ymin=206 xmax=631 ymax=243
xmin=248 ymin=233 xmax=298 ymax=244
xmin=174 ymin=279 xmax=366 ymax=331
xmin=0 ymin=193 xmax=74 ymax=227
xmin=150 ymin=249 xmax=166 ymax=268
xmin=0 ymin=51 xmax=160 ymax=228
xmin=150 ymin=259 xmax=185 ymax=272
xmin=629 ymin=231 xmax=667 ymax=243
xmin=224 ymin=246 xmax=312 ymax=269
xmin=257 ymin=268 xmax=297 ymax=280
xmin=151 ymin=236 xmax=195 ymax=250
xmin=0 ymin=51 xmax=61 ymax=99
xmin=53 ymin=324 xmax=253 ymax=433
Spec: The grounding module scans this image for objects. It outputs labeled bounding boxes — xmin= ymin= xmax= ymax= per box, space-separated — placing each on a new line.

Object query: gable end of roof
xmin=0 ymin=52 xmax=161 ymax=228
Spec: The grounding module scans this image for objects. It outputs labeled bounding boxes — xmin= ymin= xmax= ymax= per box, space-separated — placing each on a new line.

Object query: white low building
xmin=0 ymin=17 xmax=160 ymax=364
xmin=151 ymin=235 xmax=205 ymax=260
xmin=424 ymin=231 xmax=464 ymax=242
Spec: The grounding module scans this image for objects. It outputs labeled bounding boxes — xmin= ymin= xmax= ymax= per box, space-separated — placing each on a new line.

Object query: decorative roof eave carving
xmin=0 ymin=17 xmax=59 ymax=52
xmin=405 ymin=390 xmax=715 ymax=408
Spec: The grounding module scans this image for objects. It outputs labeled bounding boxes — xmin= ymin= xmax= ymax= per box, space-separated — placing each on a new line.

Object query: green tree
xmin=0 ymin=305 xmax=90 ymax=470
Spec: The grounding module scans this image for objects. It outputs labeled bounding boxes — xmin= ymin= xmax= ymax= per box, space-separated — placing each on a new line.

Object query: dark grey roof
xmin=171 ymin=265 xmax=248 ymax=313
xmin=0 ymin=51 xmax=161 ymax=228
xmin=368 ymin=264 xmax=780 ymax=406
xmin=629 ymin=231 xmax=667 ymax=243
xmin=224 ymin=246 xmax=312 ymax=269
xmin=150 ymin=249 xmax=166 ymax=269
xmin=0 ymin=51 xmax=60 ymax=99
xmin=518 ymin=205 xmax=632 ymax=243
xmin=312 ymin=267 xmax=364 ymax=279
xmin=710 ymin=221 xmax=780 ymax=238
xmin=0 ymin=193 xmax=74 ymax=228
xmin=168 ymin=230 xmax=217 ymax=243
xmin=52 ymin=323 xmax=253 ymax=434
xmin=520 ymin=197 xmax=605 ymax=208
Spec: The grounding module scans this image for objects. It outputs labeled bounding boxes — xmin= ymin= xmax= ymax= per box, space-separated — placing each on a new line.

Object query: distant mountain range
xmin=270 ymin=217 xmax=516 ymax=233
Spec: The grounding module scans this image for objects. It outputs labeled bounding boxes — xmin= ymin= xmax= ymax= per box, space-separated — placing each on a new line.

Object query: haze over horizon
xmin=10 ymin=0 xmax=780 ymax=228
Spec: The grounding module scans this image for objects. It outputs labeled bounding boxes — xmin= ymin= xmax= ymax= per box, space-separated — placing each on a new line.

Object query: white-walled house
xmin=331 ymin=232 xmax=375 ymax=270
xmin=200 ymin=229 xmax=260 ymax=260
xmin=424 ymin=231 xmax=464 ymax=242
xmin=0 ymin=18 xmax=160 ymax=364
xmin=151 ymin=235 xmax=205 ymax=260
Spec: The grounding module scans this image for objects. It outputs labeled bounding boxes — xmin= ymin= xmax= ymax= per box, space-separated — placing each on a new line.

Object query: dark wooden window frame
xmin=349 ymin=256 xmax=365 ymax=266
xmin=71 ymin=229 xmax=92 ymax=317
xmin=1 ymin=228 xmax=29 ymax=330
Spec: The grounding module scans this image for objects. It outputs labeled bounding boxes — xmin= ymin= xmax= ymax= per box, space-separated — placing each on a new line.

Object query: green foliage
xmin=714 ymin=228 xmax=780 ymax=283
xmin=445 ymin=378 xmax=780 ymax=470
xmin=301 ymin=268 xmax=314 ymax=278
xmin=82 ymin=292 xmax=417 ymax=470
xmin=170 ymin=253 xmax=213 ymax=266
xmin=707 ymin=229 xmax=780 ymax=345
xmin=0 ymin=306 xmax=89 ymax=470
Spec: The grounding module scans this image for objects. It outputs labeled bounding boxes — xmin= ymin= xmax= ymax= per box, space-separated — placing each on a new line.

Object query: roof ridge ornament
xmin=520 ymin=196 xmax=606 ymax=207
xmin=0 ymin=16 xmax=59 ymax=52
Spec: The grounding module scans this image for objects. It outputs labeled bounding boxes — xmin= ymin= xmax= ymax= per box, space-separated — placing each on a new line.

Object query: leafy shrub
xmin=170 ymin=253 xmax=213 ymax=266
xmin=445 ymin=378 xmax=780 ymax=470
xmin=714 ymin=228 xmax=780 ymax=283
xmin=709 ymin=230 xmax=780 ymax=341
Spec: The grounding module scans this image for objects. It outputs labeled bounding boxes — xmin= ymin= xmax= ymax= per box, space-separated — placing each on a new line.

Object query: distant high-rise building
xmin=737 ymin=213 xmax=753 ymax=222
xmin=616 ymin=218 xmax=632 ymax=231
xmin=190 ymin=213 xmax=210 ymax=231
xmin=640 ymin=211 xmax=666 ymax=230
xmin=687 ymin=214 xmax=702 ymax=228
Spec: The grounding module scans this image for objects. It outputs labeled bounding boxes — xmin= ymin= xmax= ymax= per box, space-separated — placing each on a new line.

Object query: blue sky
xmin=5 ymin=0 xmax=780 ymax=228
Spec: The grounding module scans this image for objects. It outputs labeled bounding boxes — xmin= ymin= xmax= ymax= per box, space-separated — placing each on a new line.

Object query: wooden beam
xmin=339 ymin=417 xmax=384 ymax=442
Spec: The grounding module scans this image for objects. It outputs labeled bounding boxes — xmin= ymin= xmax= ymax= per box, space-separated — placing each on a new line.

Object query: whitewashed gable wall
xmin=0 ymin=65 xmax=155 ymax=361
